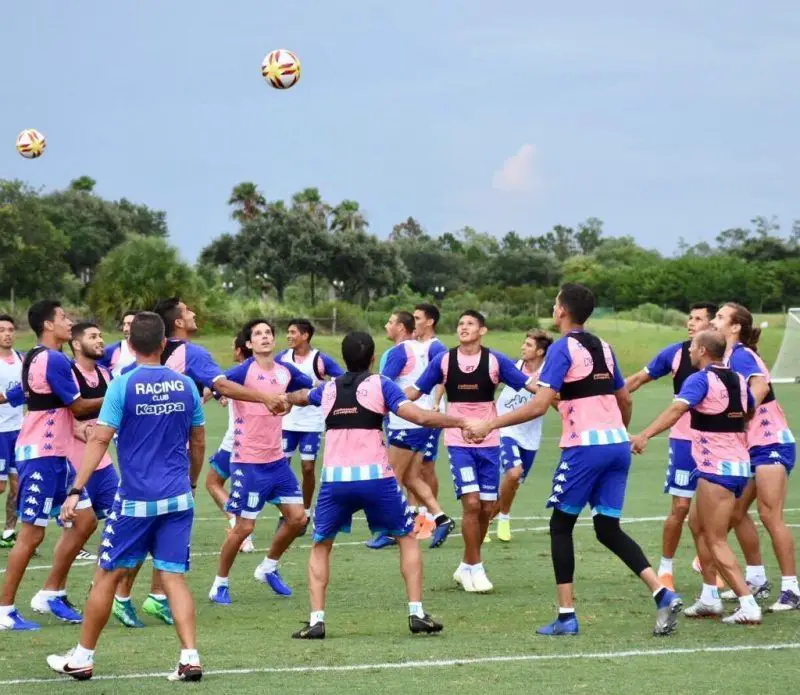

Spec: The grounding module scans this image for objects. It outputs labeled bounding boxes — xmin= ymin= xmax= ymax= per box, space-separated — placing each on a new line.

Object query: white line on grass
xmin=2 ymin=642 xmax=800 ymax=686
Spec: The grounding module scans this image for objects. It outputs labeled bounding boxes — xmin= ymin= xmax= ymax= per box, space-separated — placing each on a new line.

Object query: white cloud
xmin=492 ymin=144 xmax=537 ymax=193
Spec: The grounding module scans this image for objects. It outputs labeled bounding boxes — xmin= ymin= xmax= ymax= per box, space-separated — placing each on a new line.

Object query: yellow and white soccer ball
xmin=261 ymin=49 xmax=301 ymax=89
xmin=16 ymin=129 xmax=47 ymax=159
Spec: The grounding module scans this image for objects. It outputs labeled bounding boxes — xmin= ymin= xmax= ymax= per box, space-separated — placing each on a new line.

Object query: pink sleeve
xmin=356 ymin=374 xmax=388 ymax=414
xmin=320 ymin=381 xmax=337 ymax=418
xmin=440 ymin=352 xmax=450 ymax=382
xmin=488 ymin=353 xmax=501 ymax=385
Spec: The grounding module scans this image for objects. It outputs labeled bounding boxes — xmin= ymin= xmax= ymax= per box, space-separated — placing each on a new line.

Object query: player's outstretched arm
xmin=746 ymin=375 xmax=771 ymax=407
xmin=189 ymin=425 xmax=206 ymax=491
xmin=625 ymin=369 xmax=652 ymax=394
xmin=630 ymin=401 xmax=689 ymax=454
xmin=213 ymin=377 xmax=287 ymax=414
xmin=615 ymin=386 xmax=633 ymax=427
xmin=395 ymin=402 xmax=463 ymax=430
xmin=286 ymin=390 xmax=310 ymax=407
xmin=464 ymin=387 xmax=556 ymax=442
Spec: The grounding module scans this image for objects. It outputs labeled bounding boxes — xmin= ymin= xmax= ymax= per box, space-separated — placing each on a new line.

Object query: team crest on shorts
xmin=675 ymin=470 xmax=690 ymax=487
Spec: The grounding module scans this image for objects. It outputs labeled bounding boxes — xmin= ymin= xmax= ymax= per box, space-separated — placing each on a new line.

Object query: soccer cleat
xmin=46 ymin=650 xmax=93 ymax=680
xmin=658 ymin=573 xmax=675 ymax=592
xmin=365 ymin=533 xmax=396 ymax=549
xmin=653 ymin=590 xmax=683 ymax=636
xmin=413 ymin=514 xmax=433 ymax=540
xmin=768 ymin=590 xmax=800 ymax=612
xmin=209 ymin=585 xmax=232 ymax=605
xmin=721 ymin=581 xmax=771 ymax=601
xmin=430 ymin=517 xmax=455 ymax=549
xmin=292 ymin=621 xmax=325 ymax=639
xmin=167 ymin=662 xmax=203 ymax=682
xmin=76 ymin=547 xmax=97 ymax=561
xmin=254 ymin=566 xmax=293 ymax=596
xmin=453 ymin=567 xmax=475 ymax=592
xmin=142 ymin=595 xmax=174 ymax=625
xmin=112 ymin=598 xmax=145 ymax=628
xmin=537 ymin=616 xmax=579 ymax=636
xmin=0 ymin=608 xmax=40 ymax=631
xmin=31 ymin=593 xmax=83 ymax=624
xmin=0 ymin=530 xmax=16 ymax=548
xmin=409 ymin=613 xmax=443 ymax=634
xmin=684 ymin=599 xmax=724 ymax=618
xmin=469 ymin=567 xmax=494 ymax=593
xmin=239 ymin=535 xmax=255 ymax=553
xmin=721 ymin=605 xmax=763 ymax=625
xmin=496 ymin=519 xmax=511 ymax=542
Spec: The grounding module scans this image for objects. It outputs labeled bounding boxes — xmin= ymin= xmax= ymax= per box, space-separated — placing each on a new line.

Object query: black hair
xmin=0 ymin=314 xmax=15 ymax=327
xmin=287 ymin=318 xmax=315 ymax=341
xmin=69 ymin=322 xmax=99 ymax=355
xmin=689 ymin=301 xmax=718 ymax=321
xmin=234 ymin=330 xmax=253 ymax=359
xmin=393 ymin=310 xmax=415 ymax=335
xmin=28 ymin=300 xmax=61 ymax=338
xmin=558 ymin=283 xmax=595 ymax=325
xmin=241 ymin=318 xmax=276 ymax=343
xmin=341 ymin=331 xmax=375 ymax=372
xmin=152 ymin=297 xmax=182 ymax=338
xmin=527 ymin=328 xmax=554 ymax=354
xmin=459 ymin=309 xmax=486 ymax=327
xmin=121 ymin=309 xmax=138 ymax=322
xmin=130 ymin=312 xmax=165 ymax=356
xmin=414 ymin=303 xmax=440 ymax=328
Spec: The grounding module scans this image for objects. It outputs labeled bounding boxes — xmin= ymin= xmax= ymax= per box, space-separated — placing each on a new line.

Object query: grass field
xmin=1 ymin=321 xmax=798 ymax=693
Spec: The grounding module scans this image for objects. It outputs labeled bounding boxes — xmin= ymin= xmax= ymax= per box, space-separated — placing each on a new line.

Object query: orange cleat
xmin=658 ymin=573 xmax=675 ymax=592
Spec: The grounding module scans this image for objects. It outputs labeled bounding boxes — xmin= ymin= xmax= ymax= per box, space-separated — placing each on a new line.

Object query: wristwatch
xmin=67 ymin=487 xmax=83 ymax=497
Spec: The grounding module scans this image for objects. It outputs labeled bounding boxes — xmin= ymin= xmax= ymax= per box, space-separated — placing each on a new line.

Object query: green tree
xmin=576 ymin=217 xmax=603 ymax=255
xmin=228 ymin=182 xmax=267 ymax=222
xmin=331 ymin=200 xmax=367 ymax=233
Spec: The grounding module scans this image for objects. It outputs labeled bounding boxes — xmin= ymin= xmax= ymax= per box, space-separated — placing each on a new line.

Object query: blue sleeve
xmin=224 ymin=360 xmax=251 ymax=386
xmin=188 ymin=380 xmax=205 ymax=426
xmin=729 ymin=348 xmax=763 ymax=381
xmin=286 ymin=363 xmax=314 ymax=392
xmin=611 ymin=349 xmax=625 ymax=389
xmin=46 ymin=351 xmax=80 ymax=404
xmin=381 ymin=377 xmax=411 ymax=414
xmin=493 ymin=350 xmax=531 ymax=391
xmin=676 ymin=372 xmax=709 ymax=407
xmin=97 ymin=376 xmax=125 ymax=430
xmin=275 ymin=350 xmax=289 ymax=364
xmin=645 ymin=343 xmax=680 ymax=380
xmin=414 ymin=352 xmax=445 ymax=394
xmin=321 ymin=353 xmax=344 ymax=378
xmin=380 ymin=345 xmax=408 ymax=380
xmin=428 ymin=341 xmax=447 ymax=360
xmin=746 ymin=387 xmax=755 ymax=411
xmin=5 ymin=384 xmax=24 ymax=407
xmin=538 ymin=339 xmax=571 ymax=391
xmin=307 ymin=384 xmax=325 ymax=407
xmin=98 ymin=342 xmax=117 ymax=369
xmin=186 ymin=344 xmax=224 ymax=389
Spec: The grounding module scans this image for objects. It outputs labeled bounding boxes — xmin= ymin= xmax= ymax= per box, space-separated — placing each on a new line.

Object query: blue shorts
xmin=694 ymin=471 xmax=749 ymax=498
xmin=225 ymin=459 xmax=303 ymax=519
xmin=17 ymin=456 xmax=91 ymax=527
xmin=387 ymin=427 xmax=434 ymax=455
xmin=98 ymin=505 xmax=194 ymax=574
xmin=85 ymin=465 xmax=120 ymax=520
xmin=664 ymin=438 xmax=697 ymax=498
xmin=547 ymin=443 xmax=631 ymax=518
xmin=313 ymin=477 xmax=414 ymax=542
xmin=0 ymin=430 xmax=19 ymax=479
xmin=500 ymin=437 xmax=537 ymax=483
xmin=448 ymin=446 xmax=501 ymax=501
xmin=750 ymin=444 xmax=795 ymax=475
xmin=209 ymin=448 xmax=231 ymax=480
xmin=283 ymin=431 xmax=322 ymax=461
xmin=423 ymin=429 xmax=440 ymax=463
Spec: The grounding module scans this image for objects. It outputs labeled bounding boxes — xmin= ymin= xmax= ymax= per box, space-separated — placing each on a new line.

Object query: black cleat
xmin=409 ymin=613 xmax=444 ymax=634
xmin=292 ymin=621 xmax=325 ymax=639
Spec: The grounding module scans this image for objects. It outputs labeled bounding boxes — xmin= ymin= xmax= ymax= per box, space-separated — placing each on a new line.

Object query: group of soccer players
xmin=0 ymin=283 xmax=796 ymax=682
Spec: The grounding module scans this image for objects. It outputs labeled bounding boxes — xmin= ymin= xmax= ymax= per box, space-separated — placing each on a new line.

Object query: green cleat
xmin=0 ymin=531 xmax=16 ymax=548
xmin=113 ymin=598 xmax=145 ymax=628
xmin=142 ymin=595 xmax=174 ymax=625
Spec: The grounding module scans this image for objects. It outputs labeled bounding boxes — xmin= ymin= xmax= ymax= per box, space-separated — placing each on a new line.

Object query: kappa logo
xmin=769 ymin=451 xmax=782 ymax=460
xmin=233 ymin=469 xmax=244 ymax=477
xmin=25 ymin=495 xmax=38 ymax=505
xmin=23 ymin=507 xmax=36 ymax=516
xmin=547 ymin=495 xmax=560 ymax=504
xmin=105 ymin=524 xmax=115 ymax=535
xmin=107 ymin=511 xmax=117 ymax=521
xmin=231 ymin=491 xmax=241 ymax=499
xmin=135 ymin=402 xmax=186 ymax=416
xmin=101 ymin=552 xmax=111 ymax=562
xmin=555 ymin=474 xmax=567 ymax=482
xmin=233 ymin=480 xmax=243 ymax=488
xmin=101 ymin=538 xmax=113 ymax=548
xmin=28 ymin=483 xmax=41 ymax=493
xmin=553 ymin=484 xmax=564 ymax=494
xmin=228 ymin=500 xmax=239 ymax=509
xmin=559 ymin=463 xmax=569 ymax=471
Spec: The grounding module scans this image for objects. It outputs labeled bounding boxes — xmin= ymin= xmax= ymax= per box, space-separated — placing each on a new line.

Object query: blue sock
xmin=557 ymin=610 xmax=576 ymax=623
xmin=654 ymin=587 xmax=670 ymax=608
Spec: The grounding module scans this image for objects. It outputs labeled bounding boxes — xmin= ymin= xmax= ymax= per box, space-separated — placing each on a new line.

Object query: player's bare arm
xmin=630 ymin=401 xmax=690 ymax=454
xmin=464 ymin=386 xmax=556 ymax=442
xmin=615 ymin=386 xmax=633 ymax=428
xmin=60 ymin=424 xmax=116 ymax=522
xmin=625 ymin=369 xmax=652 ymax=394
xmin=746 ymin=374 xmax=770 ymax=407
xmin=68 ymin=397 xmax=105 ymax=418
xmin=188 ymin=425 xmax=206 ymax=490
xmin=395 ymin=402 xmax=463 ymax=430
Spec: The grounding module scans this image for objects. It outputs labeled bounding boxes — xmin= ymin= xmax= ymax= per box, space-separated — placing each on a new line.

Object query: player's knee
xmin=506 ymin=467 xmax=522 ymax=485
xmin=233 ymin=518 xmax=255 ymax=536
xmin=205 ymin=472 xmax=220 ymax=493
xmin=672 ymin=497 xmax=691 ymax=519
xmin=593 ymin=514 xmax=622 ymax=547
xmin=301 ymin=460 xmax=315 ymax=476
xmin=756 ymin=503 xmax=781 ymax=527
xmin=283 ymin=507 xmax=306 ymax=530
xmin=461 ymin=494 xmax=481 ymax=515
xmin=549 ymin=509 xmax=577 ymax=538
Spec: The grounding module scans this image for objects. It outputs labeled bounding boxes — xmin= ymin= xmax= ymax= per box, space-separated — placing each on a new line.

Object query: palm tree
xmin=331 ymin=200 xmax=367 ymax=233
xmin=291 ymin=187 xmax=331 ymax=225
xmin=228 ymin=182 xmax=266 ymax=222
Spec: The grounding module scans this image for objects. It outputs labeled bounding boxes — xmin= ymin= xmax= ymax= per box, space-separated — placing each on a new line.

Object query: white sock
xmin=180 ymin=649 xmax=200 ymax=665
xmin=409 ymin=506 xmax=418 ymax=515
xmin=781 ymin=576 xmax=800 ymax=594
xmin=149 ymin=593 xmax=167 ymax=601
xmin=261 ymin=557 xmax=279 ymax=574
xmin=1 ymin=529 xmax=14 ymax=539
xmin=472 ymin=562 xmax=484 ymax=573
xmin=408 ymin=601 xmax=424 ymax=618
xmin=745 ymin=565 xmax=767 ymax=586
xmin=0 ymin=604 xmax=14 ymax=617
xmin=114 ymin=595 xmax=131 ymax=603
xmin=739 ymin=594 xmax=759 ymax=611
xmin=701 ymin=583 xmax=720 ymax=603
xmin=304 ymin=508 xmax=311 ymax=519
xmin=72 ymin=644 xmax=95 ymax=666
xmin=558 ymin=606 xmax=575 ymax=615
xmin=228 ymin=517 xmax=236 ymax=529
xmin=212 ymin=576 xmax=228 ymax=588
xmin=38 ymin=589 xmax=60 ymax=599
xmin=310 ymin=610 xmax=325 ymax=626
xmin=658 ymin=557 xmax=674 ymax=575
xmin=425 ymin=511 xmax=434 ymax=521
xmin=498 ymin=513 xmax=510 ymax=522
xmin=457 ymin=561 xmax=470 ymax=573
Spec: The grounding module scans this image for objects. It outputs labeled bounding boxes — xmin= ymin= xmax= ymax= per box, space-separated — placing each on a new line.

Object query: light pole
xmin=433 ymin=285 xmax=446 ymax=302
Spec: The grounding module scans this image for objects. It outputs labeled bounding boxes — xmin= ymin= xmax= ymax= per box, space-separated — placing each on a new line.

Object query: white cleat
xmin=684 ymin=599 xmax=724 ymax=618
xmin=30 ymin=591 xmax=52 ymax=615
xmin=721 ymin=606 xmax=763 ymax=625
xmin=46 ymin=650 xmax=93 ymax=680
xmin=469 ymin=567 xmax=494 ymax=593
xmin=239 ymin=535 xmax=255 ymax=553
xmin=453 ymin=567 xmax=475 ymax=592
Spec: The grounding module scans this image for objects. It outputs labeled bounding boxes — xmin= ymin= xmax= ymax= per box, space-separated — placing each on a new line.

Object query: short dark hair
xmin=459 ymin=309 xmax=486 ymax=327
xmin=0 ymin=314 xmax=15 ymax=327
xmin=130 ymin=312 xmax=165 ymax=356
xmin=694 ymin=329 xmax=727 ymax=360
xmin=287 ymin=318 xmax=315 ymax=341
xmin=153 ymin=298 xmax=182 ymax=338
xmin=234 ymin=330 xmax=253 ymax=359
xmin=28 ymin=300 xmax=61 ymax=338
xmin=121 ymin=310 xmax=138 ymax=321
xmin=689 ymin=301 xmax=718 ymax=320
xmin=558 ymin=283 xmax=595 ymax=325
xmin=393 ymin=311 xmax=415 ymax=335
xmin=527 ymin=328 xmax=554 ymax=354
xmin=414 ymin=303 xmax=440 ymax=328
xmin=341 ymin=331 xmax=375 ymax=372
xmin=241 ymin=318 xmax=276 ymax=343
xmin=69 ymin=321 xmax=99 ymax=355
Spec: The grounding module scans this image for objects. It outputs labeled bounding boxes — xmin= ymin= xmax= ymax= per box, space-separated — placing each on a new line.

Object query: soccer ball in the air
xmin=261 ymin=49 xmax=301 ymax=89
xmin=16 ymin=129 xmax=47 ymax=159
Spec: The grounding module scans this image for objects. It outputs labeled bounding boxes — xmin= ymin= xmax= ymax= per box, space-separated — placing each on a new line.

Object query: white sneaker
xmin=720 ymin=581 xmax=770 ymax=601
xmin=46 ymin=650 xmax=93 ymax=680
xmin=453 ymin=567 xmax=475 ymax=592
xmin=683 ymin=599 xmax=724 ymax=618
xmin=30 ymin=591 xmax=52 ymax=614
xmin=239 ymin=535 xmax=255 ymax=553
xmin=721 ymin=605 xmax=763 ymax=625
xmin=167 ymin=662 xmax=203 ymax=682
xmin=469 ymin=567 xmax=494 ymax=593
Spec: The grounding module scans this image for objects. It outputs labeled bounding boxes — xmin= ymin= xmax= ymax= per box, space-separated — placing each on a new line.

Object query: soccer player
xmin=0 ymin=300 xmax=101 ymax=631
xmin=713 ymin=303 xmax=798 ymax=611
xmin=494 ymin=329 xmax=552 ymax=541
xmin=630 ymin=330 xmax=761 ymax=624
xmin=370 ymin=311 xmax=454 ymax=550
xmin=208 ymin=318 xmax=313 ymax=604
xmin=625 ymin=301 xmax=717 ymax=590
xmin=464 ymin=284 xmax=681 ymax=635
xmin=277 ymin=318 xmax=343 ymax=531
xmin=407 ymin=310 xmax=535 ymax=593
xmin=205 ymin=331 xmax=255 ymax=553
xmin=46 ymin=311 xmax=206 ymax=681
xmin=286 ymin=332 xmax=464 ymax=639
xmin=101 ymin=310 xmax=137 ymax=377
xmin=0 ymin=314 xmax=22 ymax=550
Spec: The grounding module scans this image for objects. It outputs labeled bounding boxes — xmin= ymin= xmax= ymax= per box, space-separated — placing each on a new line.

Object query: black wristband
xmin=191 ymin=483 xmax=198 ymax=489
xmin=67 ymin=487 xmax=82 ymax=497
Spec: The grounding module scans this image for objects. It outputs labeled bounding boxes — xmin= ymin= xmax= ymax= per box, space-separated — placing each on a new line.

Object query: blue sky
xmin=3 ymin=1 xmax=799 ymax=262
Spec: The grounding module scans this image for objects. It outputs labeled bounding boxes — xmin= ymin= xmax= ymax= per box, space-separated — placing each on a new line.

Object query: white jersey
xmin=497 ymin=360 xmax=543 ymax=451
xmin=419 ymin=337 xmax=447 ymax=414
xmin=387 ymin=340 xmax=432 ymax=431
xmin=0 ymin=350 xmax=23 ymax=433
xmin=112 ymin=340 xmax=137 ymax=378
xmin=280 ymin=349 xmax=325 ymax=433
xmin=219 ymin=400 xmax=236 ymax=452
